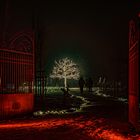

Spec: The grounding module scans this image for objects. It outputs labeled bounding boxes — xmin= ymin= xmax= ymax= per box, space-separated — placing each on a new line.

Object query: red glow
xmin=138 ymin=12 xmax=140 ymax=18
xmin=0 ymin=117 xmax=139 ymax=140
xmin=0 ymin=93 xmax=34 ymax=118
xmin=129 ymin=20 xmax=139 ymax=128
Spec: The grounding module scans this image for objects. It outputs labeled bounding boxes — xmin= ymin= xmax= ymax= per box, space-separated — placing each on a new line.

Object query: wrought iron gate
xmin=34 ymin=70 xmax=47 ymax=111
xmin=129 ymin=17 xmax=139 ymax=129
xmin=0 ymin=31 xmax=35 ymax=118
xmin=0 ymin=31 xmax=34 ymax=94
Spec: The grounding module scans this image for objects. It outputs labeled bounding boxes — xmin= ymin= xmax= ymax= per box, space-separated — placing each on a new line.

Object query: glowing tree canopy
xmin=50 ymin=57 xmax=80 ymax=88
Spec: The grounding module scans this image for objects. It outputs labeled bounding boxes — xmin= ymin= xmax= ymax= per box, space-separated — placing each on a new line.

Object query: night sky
xmin=0 ymin=0 xmax=140 ymax=82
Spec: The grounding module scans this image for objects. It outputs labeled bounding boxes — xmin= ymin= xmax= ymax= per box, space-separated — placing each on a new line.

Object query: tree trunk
xmin=64 ymin=77 xmax=67 ymax=88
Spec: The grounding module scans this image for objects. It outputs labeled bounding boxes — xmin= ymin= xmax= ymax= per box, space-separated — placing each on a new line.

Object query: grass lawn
xmin=34 ymin=87 xmax=84 ymax=114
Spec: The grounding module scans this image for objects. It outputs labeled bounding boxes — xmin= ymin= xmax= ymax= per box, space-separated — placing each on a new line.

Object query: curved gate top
xmin=8 ymin=31 xmax=34 ymax=53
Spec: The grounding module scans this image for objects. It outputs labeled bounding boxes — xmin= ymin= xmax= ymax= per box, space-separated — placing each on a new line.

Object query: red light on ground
xmin=0 ymin=117 xmax=139 ymax=140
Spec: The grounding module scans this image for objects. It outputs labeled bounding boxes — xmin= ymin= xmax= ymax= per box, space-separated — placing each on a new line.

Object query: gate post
xmin=129 ymin=17 xmax=139 ymax=131
xmin=35 ymin=71 xmax=47 ymax=111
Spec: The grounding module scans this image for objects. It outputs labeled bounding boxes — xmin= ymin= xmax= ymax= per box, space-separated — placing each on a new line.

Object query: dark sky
xmin=0 ymin=0 xmax=139 ymax=81
xmin=40 ymin=0 xmax=130 ymax=80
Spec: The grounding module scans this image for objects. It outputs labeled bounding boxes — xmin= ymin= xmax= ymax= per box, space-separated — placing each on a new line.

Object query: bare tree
xmin=50 ymin=57 xmax=80 ymax=88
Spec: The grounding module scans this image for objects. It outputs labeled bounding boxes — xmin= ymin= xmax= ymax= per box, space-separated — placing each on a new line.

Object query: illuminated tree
xmin=50 ymin=57 xmax=80 ymax=88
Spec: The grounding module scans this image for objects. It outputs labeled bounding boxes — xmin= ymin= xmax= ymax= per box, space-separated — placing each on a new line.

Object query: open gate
xmin=0 ymin=31 xmax=35 ymax=118
xmin=129 ymin=17 xmax=139 ymax=129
